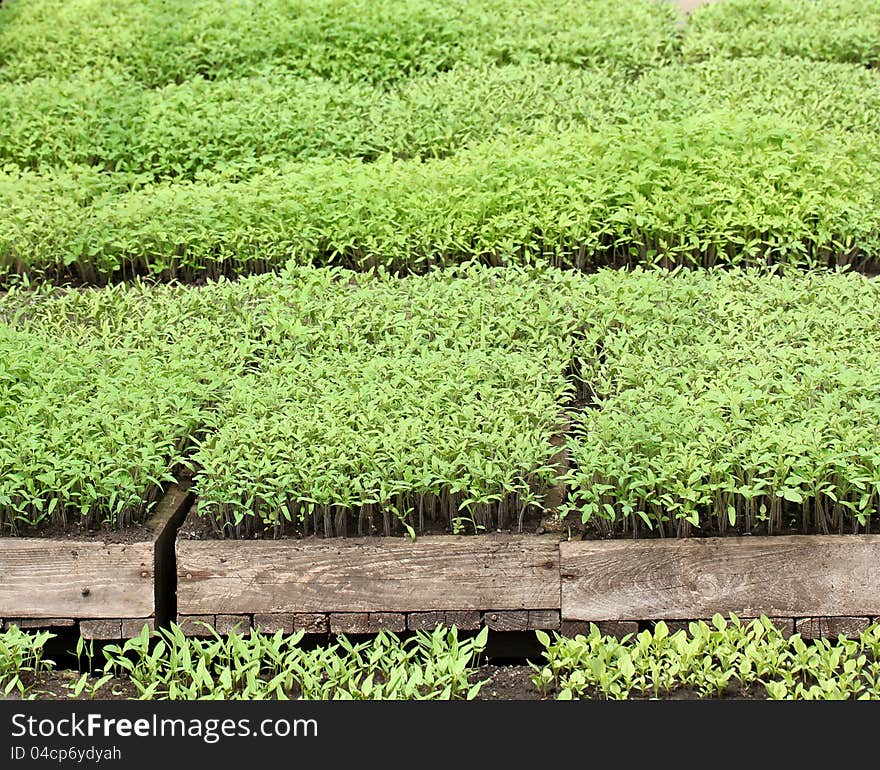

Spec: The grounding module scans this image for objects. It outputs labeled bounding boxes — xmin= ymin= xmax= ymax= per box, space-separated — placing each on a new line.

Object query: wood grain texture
xmin=179 ymin=615 xmax=215 ymax=636
xmin=560 ymin=620 xmax=639 ymax=638
xmin=0 ymin=541 xmax=154 ymax=618
xmin=178 ymin=535 xmax=560 ymax=615
xmin=368 ymin=613 xmax=405 ymax=633
xmin=561 ymin=536 xmax=880 ymax=621
xmin=295 ymin=613 xmax=329 ymax=634
xmin=795 ymin=617 xmax=871 ymax=640
xmin=80 ymin=619 xmax=122 ymax=640
xmin=145 ymin=480 xmax=193 ymax=536
xmin=121 ymin=618 xmax=155 ymax=637
xmin=254 ymin=613 xmax=295 ymax=634
xmin=443 ymin=610 xmax=481 ymax=630
xmin=528 ymin=610 xmax=560 ymax=630
xmin=6 ymin=618 xmax=76 ymax=629
xmin=215 ymin=614 xmax=251 ymax=635
xmin=407 ymin=611 xmax=444 ymax=631
xmin=485 ymin=610 xmax=529 ymax=631
xmin=330 ymin=613 xmax=370 ymax=634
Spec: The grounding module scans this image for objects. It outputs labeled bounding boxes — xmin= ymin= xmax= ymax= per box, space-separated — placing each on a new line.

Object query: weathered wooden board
xmin=527 ymin=609 xmax=561 ymax=630
xmin=0 ymin=482 xmax=190 ymax=623
xmin=80 ymin=619 xmax=123 ymax=640
xmin=0 ymin=541 xmax=154 ymax=618
xmin=367 ymin=613 xmax=406 ymax=633
xmin=795 ymin=617 xmax=872 ymax=640
xmin=485 ymin=610 xmax=529 ymax=631
xmin=178 ymin=535 xmax=560 ymax=615
xmin=561 ymin=536 xmax=880 ymax=621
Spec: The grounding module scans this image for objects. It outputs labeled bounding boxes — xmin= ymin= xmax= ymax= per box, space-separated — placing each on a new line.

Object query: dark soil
xmin=178 ymin=502 xmax=549 ymax=542
xmin=0 ymin=522 xmax=156 ymax=544
xmin=5 ymin=665 xmax=771 ymax=701
xmin=475 ymin=665 xmax=544 ymax=700
xmin=474 ymin=665 xmax=769 ymax=700
xmin=1 ymin=670 xmax=137 ymax=701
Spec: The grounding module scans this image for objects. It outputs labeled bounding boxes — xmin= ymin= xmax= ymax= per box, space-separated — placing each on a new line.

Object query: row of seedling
xmin=3 ymin=265 xmax=880 ymax=538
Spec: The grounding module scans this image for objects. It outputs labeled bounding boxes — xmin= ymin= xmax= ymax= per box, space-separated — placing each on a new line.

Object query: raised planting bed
xmin=176 ymin=505 xmax=880 ymax=638
xmin=0 ymin=482 xmax=192 ymax=638
xmin=5 ymin=269 xmax=880 ymax=638
xmin=176 ymin=501 xmax=561 ymax=635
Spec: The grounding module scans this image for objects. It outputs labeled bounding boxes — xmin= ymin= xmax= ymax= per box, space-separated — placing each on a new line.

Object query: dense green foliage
xmin=191 ymin=266 xmax=578 ymax=536
xmin=0 ymin=278 xmax=264 ymax=530
xmin=0 ymin=266 xmax=578 ymax=533
xmin=621 ymin=57 xmax=880 ymax=136
xmin=3 ymin=0 xmax=880 ymax=538
xmin=2 ymin=2 xmax=880 ymax=281
xmin=0 ymin=625 xmax=53 ymax=698
xmin=4 ymin=268 xmax=880 ymax=536
xmin=563 ymin=269 xmax=880 ymax=536
xmin=4 ymin=112 xmax=879 ymax=282
xmin=0 ymin=326 xmax=201 ymax=529
xmin=100 ymin=624 xmax=489 ymax=700
xmin=5 ymin=57 xmax=880 ymax=183
xmin=0 ymin=0 xmax=678 ymax=85
xmin=0 ymin=65 xmax=625 ymax=178
xmin=536 ymin=615 xmax=880 ymax=700
xmin=683 ymin=0 xmax=880 ymax=66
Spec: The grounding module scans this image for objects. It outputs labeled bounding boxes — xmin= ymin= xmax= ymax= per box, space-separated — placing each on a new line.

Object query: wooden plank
xmin=178 ymin=535 xmax=560 ymax=615
xmin=254 ymin=613 xmax=295 ymax=634
xmin=528 ymin=610 xmax=560 ymax=630
xmin=760 ymin=617 xmax=795 ymax=638
xmin=330 ymin=613 xmax=370 ymax=634
xmin=368 ymin=613 xmax=406 ymax=633
xmin=444 ymin=610 xmax=481 ymax=630
xmin=80 ymin=620 xmax=122 ymax=640
xmin=0 ymin=541 xmax=154 ymax=618
xmin=145 ymin=480 xmax=193 ymax=536
xmin=663 ymin=619 xmax=711 ymax=634
xmin=179 ymin=615 xmax=215 ymax=637
xmin=215 ymin=614 xmax=251 ymax=635
xmin=561 ymin=536 xmax=880 ymax=621
xmin=407 ymin=611 xmax=444 ymax=631
xmin=6 ymin=618 xmax=76 ymax=629
xmin=544 ymin=419 xmax=570 ymax=512
xmin=295 ymin=613 xmax=329 ymax=634
xmin=560 ymin=620 xmax=639 ymax=639
xmin=485 ymin=610 xmax=529 ymax=631
xmin=795 ymin=617 xmax=871 ymax=640
xmin=121 ymin=618 xmax=154 ymax=638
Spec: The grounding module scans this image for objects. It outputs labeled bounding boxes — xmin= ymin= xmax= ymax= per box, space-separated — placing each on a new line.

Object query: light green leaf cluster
xmin=192 ymin=265 xmax=580 ymax=535
xmin=562 ymin=268 xmax=880 ymax=535
xmin=100 ymin=624 xmax=489 ymax=700
xmin=4 ymin=112 xmax=880 ymax=282
xmin=0 ymin=625 xmax=54 ymax=699
xmin=0 ymin=265 xmax=581 ymax=533
xmin=536 ymin=615 xmax=880 ymax=700
xmin=620 ymin=56 xmax=880 ymax=136
xmin=0 ymin=64 xmax=625 ymax=179
xmin=0 ymin=0 xmax=678 ymax=86
xmin=5 ymin=267 xmax=880 ymax=536
xmin=0 ymin=277 xmax=269 ymax=530
xmin=683 ymin=0 xmax=880 ymax=66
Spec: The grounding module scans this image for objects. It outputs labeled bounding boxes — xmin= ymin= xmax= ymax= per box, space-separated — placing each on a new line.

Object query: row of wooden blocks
xmin=4 ymin=614 xmax=875 ymax=642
